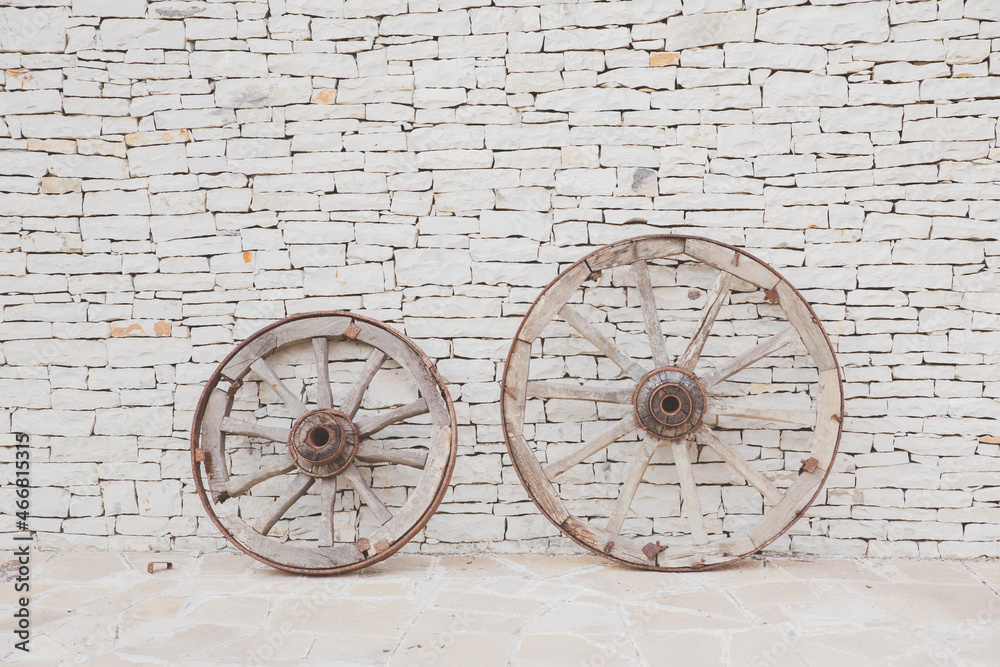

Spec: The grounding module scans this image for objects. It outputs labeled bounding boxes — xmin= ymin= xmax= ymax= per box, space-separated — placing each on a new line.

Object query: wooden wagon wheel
xmin=191 ymin=311 xmax=456 ymax=574
xmin=501 ymin=235 xmax=843 ymax=570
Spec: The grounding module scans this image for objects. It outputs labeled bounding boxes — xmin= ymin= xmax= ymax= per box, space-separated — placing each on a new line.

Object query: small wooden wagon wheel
xmin=191 ymin=311 xmax=456 ymax=574
xmin=502 ymin=235 xmax=843 ymax=570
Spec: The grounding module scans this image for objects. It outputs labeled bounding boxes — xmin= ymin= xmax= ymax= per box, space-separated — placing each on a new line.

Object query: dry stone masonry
xmin=1 ymin=0 xmax=999 ymax=560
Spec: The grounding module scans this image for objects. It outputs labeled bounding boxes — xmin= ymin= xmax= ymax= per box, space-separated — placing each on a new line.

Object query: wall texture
xmin=1 ymin=0 xmax=999 ymax=559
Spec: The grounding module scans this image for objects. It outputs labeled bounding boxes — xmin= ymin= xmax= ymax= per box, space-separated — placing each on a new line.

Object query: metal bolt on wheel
xmin=191 ymin=312 xmax=457 ymax=574
xmin=501 ymin=235 xmax=844 ymax=570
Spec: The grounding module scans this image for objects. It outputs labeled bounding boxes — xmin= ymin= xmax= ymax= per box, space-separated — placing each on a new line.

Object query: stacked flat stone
xmin=1 ymin=0 xmax=998 ymax=559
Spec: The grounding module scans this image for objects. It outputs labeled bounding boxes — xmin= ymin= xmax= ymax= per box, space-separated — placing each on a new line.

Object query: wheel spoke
xmin=220 ymin=417 xmax=289 ymax=442
xmin=254 ymin=471 xmax=314 ymax=536
xmin=355 ymin=443 xmax=427 ymax=469
xmin=631 ymin=260 xmax=670 ymax=368
xmin=709 ymin=398 xmax=814 ymax=427
xmin=695 ymin=425 xmax=784 ymax=505
xmin=225 ymin=456 xmax=296 ymax=498
xmin=526 ymin=381 xmax=634 ymax=404
xmin=672 ymin=438 xmax=708 ymax=545
xmin=606 ymin=432 xmax=659 ymax=535
xmin=678 ymin=271 xmax=733 ymax=371
xmin=355 ymin=399 xmax=428 ymax=438
xmin=342 ymin=463 xmax=393 ymax=525
xmin=319 ymin=476 xmax=337 ymax=547
xmin=544 ymin=414 xmax=640 ymax=480
xmin=313 ymin=337 xmax=334 ymax=409
xmin=700 ymin=326 xmax=798 ymax=389
xmin=559 ymin=304 xmax=648 ymax=382
xmin=250 ymin=357 xmax=308 ymax=417
xmin=339 ymin=348 xmax=387 ymax=418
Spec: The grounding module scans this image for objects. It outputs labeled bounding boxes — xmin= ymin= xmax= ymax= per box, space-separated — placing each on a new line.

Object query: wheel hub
xmin=633 ymin=367 xmax=706 ymax=439
xmin=288 ymin=408 xmax=358 ymax=477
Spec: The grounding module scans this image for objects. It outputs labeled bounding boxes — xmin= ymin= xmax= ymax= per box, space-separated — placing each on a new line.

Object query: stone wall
xmin=2 ymin=0 xmax=999 ymax=559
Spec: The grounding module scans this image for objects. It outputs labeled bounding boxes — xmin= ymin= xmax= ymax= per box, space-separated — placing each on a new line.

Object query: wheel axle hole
xmin=308 ymin=427 xmax=330 ymax=448
xmin=661 ymin=395 xmax=681 ymax=415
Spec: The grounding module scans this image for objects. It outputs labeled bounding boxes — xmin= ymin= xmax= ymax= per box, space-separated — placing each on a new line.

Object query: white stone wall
xmin=1 ymin=0 xmax=999 ymax=559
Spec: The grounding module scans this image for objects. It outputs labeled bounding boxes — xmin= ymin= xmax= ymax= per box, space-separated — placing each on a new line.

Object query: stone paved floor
xmin=1 ymin=551 xmax=999 ymax=666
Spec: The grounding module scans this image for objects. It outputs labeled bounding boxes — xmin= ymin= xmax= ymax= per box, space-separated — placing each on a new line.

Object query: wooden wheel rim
xmin=191 ymin=311 xmax=457 ymax=575
xmin=501 ymin=235 xmax=844 ymax=571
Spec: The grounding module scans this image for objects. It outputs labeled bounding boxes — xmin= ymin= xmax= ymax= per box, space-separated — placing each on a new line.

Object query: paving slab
xmin=1 ymin=551 xmax=999 ymax=665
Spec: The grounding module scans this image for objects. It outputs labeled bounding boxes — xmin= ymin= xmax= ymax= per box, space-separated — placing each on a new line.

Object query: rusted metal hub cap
xmin=633 ymin=367 xmax=706 ymax=439
xmin=288 ymin=408 xmax=358 ymax=477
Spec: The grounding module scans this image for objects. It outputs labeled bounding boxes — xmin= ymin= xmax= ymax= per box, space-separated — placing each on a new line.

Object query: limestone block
xmin=337 ymin=76 xmax=414 ymax=104
xmin=966 ymin=0 xmax=1000 ymax=20
xmin=413 ymin=59 xmax=477 ymax=88
xmin=107 ymin=338 xmax=192 ymax=367
xmin=0 ymin=151 xmax=48 ymax=177
xmin=664 ymin=10 xmax=756 ymax=50
xmin=652 ymin=85 xmax=760 ymax=110
xmin=190 ymin=51 xmax=268 ymax=79
xmin=395 ymin=248 xmax=471 ymax=286
xmin=100 ymin=19 xmax=186 ymax=50
xmin=0 ymin=90 xmax=62 ymax=114
xmin=756 ymin=3 xmax=890 ymax=45
xmin=11 ymin=410 xmax=95 ymax=437
xmin=381 ymin=11 xmax=470 ymax=36
xmin=554 ymin=168 xmax=617 ymax=196
xmin=311 ymin=18 xmax=378 ymax=40
xmin=0 ymin=8 xmax=68 ymax=52
xmin=0 ymin=193 xmax=82 ymax=216
xmin=267 ymin=53 xmax=358 ymax=77
xmin=717 ymin=124 xmax=790 ymax=158
xmin=536 ymin=88 xmax=650 ymax=112
xmin=764 ymin=72 xmax=847 ymax=107
xmin=723 ymin=42 xmax=826 ymax=71
xmin=102 ymin=481 xmax=138 ymax=515
xmin=820 ymin=106 xmax=902 ymax=133
xmin=303 ymin=264 xmax=385 ymax=296
xmin=84 ymin=190 xmax=151 ymax=216
xmin=94 ymin=407 xmax=173 ymax=436
xmin=128 ymin=144 xmax=188 ymax=177
xmin=136 ymin=480 xmax=182 ymax=517
xmin=215 ymin=78 xmax=312 ymax=108
xmin=544 ymin=28 xmax=630 ymax=51
xmin=72 ymin=0 xmax=145 ymax=17
xmin=0 ymin=379 xmax=50 ymax=408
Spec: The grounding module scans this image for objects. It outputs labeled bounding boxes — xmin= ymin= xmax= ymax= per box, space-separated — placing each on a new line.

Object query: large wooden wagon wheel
xmin=191 ymin=311 xmax=456 ymax=574
xmin=502 ymin=235 xmax=843 ymax=570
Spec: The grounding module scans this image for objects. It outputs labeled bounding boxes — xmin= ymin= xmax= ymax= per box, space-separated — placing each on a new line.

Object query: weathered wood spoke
xmin=342 ymin=463 xmax=393 ymax=525
xmin=678 ymin=271 xmax=733 ymax=372
xmin=606 ymin=433 xmax=659 ymax=536
xmin=312 ymin=337 xmax=333 ymax=409
xmin=671 ymin=438 xmax=708 ymax=545
xmin=220 ymin=417 xmax=289 ymax=442
xmin=700 ymin=326 xmax=799 ymax=389
xmin=710 ymin=399 xmax=814 ymax=427
xmin=544 ymin=414 xmax=639 ymax=480
xmin=319 ymin=477 xmax=337 ymax=547
xmin=254 ymin=472 xmax=314 ymax=536
xmin=696 ymin=425 xmax=784 ymax=505
xmin=193 ymin=312 xmax=458 ymax=574
xmin=340 ymin=348 xmax=387 ymax=418
xmin=225 ymin=456 xmax=296 ymax=498
xmin=355 ymin=442 xmax=427 ymax=469
xmin=250 ymin=357 xmax=308 ymax=417
xmin=526 ymin=381 xmax=634 ymax=404
xmin=559 ymin=304 xmax=648 ymax=382
xmin=631 ymin=260 xmax=670 ymax=368
xmin=355 ymin=399 xmax=428 ymax=438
